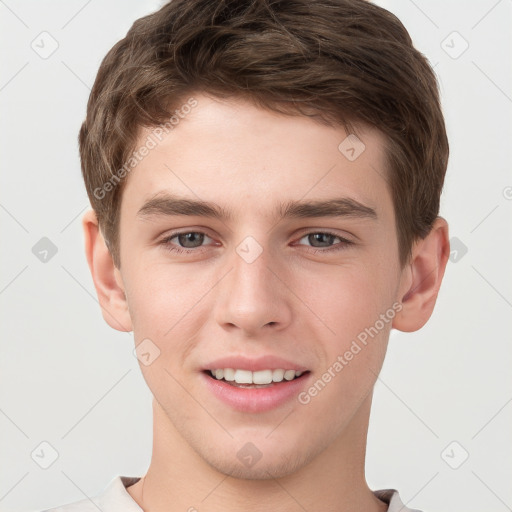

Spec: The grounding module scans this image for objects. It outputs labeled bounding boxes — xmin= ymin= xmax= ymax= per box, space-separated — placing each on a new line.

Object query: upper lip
xmin=203 ymin=355 xmax=309 ymax=372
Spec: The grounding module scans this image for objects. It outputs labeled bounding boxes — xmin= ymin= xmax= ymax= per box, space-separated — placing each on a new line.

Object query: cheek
xmin=124 ymin=261 xmax=209 ymax=391
xmin=296 ymin=276 xmax=391 ymax=424
xmin=124 ymin=260 xmax=200 ymax=336
xmin=125 ymin=266 xmax=200 ymax=396
xmin=295 ymin=263 xmax=385 ymax=340
xmin=292 ymin=262 xmax=393 ymax=397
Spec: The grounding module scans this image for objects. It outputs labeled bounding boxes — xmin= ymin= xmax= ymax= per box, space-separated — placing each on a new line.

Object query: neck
xmin=127 ymin=393 xmax=388 ymax=512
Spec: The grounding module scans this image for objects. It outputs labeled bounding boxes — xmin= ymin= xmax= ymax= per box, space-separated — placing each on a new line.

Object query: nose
xmin=214 ymin=240 xmax=293 ymax=336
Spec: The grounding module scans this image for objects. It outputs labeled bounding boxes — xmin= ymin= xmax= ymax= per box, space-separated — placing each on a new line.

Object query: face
xmin=115 ymin=94 xmax=406 ymax=479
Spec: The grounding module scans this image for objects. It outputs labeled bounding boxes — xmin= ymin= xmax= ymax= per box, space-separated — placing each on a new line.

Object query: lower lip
xmin=202 ymin=372 xmax=311 ymax=413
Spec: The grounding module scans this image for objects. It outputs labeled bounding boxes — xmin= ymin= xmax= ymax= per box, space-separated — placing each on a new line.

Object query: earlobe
xmin=82 ymin=209 xmax=133 ymax=332
xmin=392 ymin=217 xmax=450 ymax=333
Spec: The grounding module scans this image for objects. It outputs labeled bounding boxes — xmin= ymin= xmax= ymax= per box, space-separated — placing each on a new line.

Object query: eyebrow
xmin=136 ymin=192 xmax=378 ymax=222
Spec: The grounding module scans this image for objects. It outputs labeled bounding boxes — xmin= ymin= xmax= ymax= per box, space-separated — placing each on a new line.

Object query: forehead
xmin=120 ymin=94 xmax=393 ymax=226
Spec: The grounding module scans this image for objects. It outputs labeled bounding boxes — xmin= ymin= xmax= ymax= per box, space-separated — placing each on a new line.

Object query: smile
xmin=202 ymin=368 xmax=311 ymax=412
xmin=208 ymin=368 xmax=304 ymax=386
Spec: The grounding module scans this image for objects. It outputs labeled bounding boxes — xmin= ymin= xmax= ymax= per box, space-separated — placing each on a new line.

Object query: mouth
xmin=201 ymin=368 xmax=312 ymax=413
xmin=204 ymin=368 xmax=310 ymax=388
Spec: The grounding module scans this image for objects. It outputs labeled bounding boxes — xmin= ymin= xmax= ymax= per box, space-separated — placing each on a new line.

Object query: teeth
xmin=272 ymin=369 xmax=284 ymax=382
xmin=223 ymin=368 xmax=235 ymax=381
xmin=284 ymin=370 xmax=296 ymax=381
xmin=209 ymin=368 xmax=305 ymax=384
xmin=234 ymin=369 xmax=252 ymax=384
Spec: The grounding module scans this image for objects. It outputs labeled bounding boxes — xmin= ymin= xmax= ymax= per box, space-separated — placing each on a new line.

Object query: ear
xmin=82 ymin=209 xmax=133 ymax=332
xmin=392 ymin=216 xmax=450 ymax=332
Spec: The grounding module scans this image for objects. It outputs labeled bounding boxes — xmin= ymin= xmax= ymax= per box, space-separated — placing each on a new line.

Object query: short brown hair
xmin=79 ymin=0 xmax=448 ymax=269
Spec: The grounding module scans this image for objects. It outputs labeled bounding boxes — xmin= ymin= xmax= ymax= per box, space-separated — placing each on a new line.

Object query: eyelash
xmin=158 ymin=230 xmax=354 ymax=255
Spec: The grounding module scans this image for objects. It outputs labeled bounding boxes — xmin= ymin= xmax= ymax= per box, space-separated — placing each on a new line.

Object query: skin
xmin=83 ymin=93 xmax=450 ymax=512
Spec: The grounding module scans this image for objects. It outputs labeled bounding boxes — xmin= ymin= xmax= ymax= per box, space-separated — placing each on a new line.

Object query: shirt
xmin=40 ymin=475 xmax=423 ymax=512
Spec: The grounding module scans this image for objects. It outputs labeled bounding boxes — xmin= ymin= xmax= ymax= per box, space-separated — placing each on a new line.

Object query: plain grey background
xmin=0 ymin=1 xmax=511 ymax=511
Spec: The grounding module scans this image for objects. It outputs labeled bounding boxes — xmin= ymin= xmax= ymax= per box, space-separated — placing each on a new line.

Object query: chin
xmin=207 ymin=456 xmax=305 ymax=480
xmin=202 ymin=446 xmax=312 ymax=481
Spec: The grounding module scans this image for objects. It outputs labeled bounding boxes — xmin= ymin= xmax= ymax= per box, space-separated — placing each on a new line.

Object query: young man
xmin=45 ymin=0 xmax=450 ymax=510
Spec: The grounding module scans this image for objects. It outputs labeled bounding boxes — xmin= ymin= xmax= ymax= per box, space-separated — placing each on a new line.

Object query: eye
xmin=296 ymin=231 xmax=354 ymax=253
xmin=158 ymin=229 xmax=354 ymax=256
xmin=159 ymin=231 xmax=214 ymax=254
